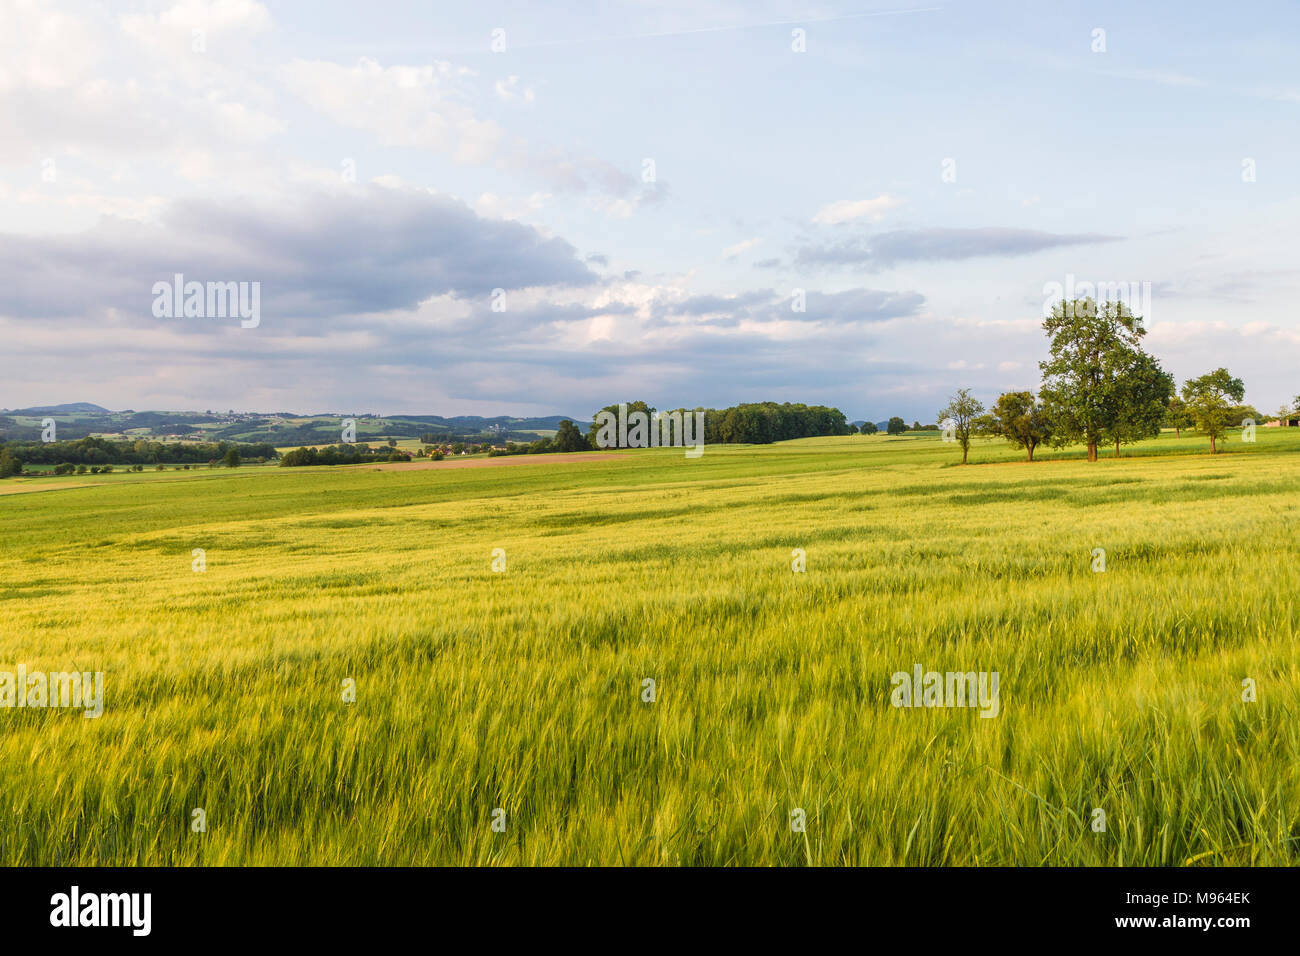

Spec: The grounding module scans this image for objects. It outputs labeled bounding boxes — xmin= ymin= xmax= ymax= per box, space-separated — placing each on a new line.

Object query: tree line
xmin=937 ymin=297 xmax=1272 ymax=464
xmin=0 ymin=436 xmax=278 ymax=468
xmin=280 ymin=445 xmax=412 ymax=467
xmin=585 ymin=401 xmax=851 ymax=448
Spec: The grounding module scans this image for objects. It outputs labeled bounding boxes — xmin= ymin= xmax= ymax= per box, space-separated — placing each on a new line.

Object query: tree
xmin=937 ymin=388 xmax=985 ymax=464
xmin=1039 ymin=298 xmax=1149 ymax=461
xmin=552 ymin=419 xmax=590 ymax=453
xmin=591 ymin=400 xmax=655 ymax=447
xmin=886 ymin=416 xmax=907 ymax=435
xmin=859 ymin=421 xmax=879 ymax=435
xmin=1227 ymin=405 xmax=1263 ymax=428
xmin=1103 ymin=352 xmax=1175 ymax=456
xmin=1182 ymin=368 xmax=1245 ymax=454
xmin=0 ymin=448 xmax=20 ymax=478
xmin=223 ymin=448 xmax=241 ymax=468
xmin=1164 ymin=396 xmax=1193 ymax=437
xmin=985 ymin=391 xmax=1052 ymax=461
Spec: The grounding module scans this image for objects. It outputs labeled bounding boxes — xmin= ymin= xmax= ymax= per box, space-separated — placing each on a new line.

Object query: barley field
xmin=2 ymin=430 xmax=1298 ymax=865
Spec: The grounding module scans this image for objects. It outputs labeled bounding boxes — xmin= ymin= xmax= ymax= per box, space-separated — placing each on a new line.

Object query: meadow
xmin=2 ymin=429 xmax=1298 ymax=865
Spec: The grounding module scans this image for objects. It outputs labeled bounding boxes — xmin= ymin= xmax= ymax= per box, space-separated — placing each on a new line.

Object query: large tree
xmin=1182 ymin=368 xmax=1245 ymax=454
xmin=984 ymin=391 xmax=1052 ymax=461
xmin=1038 ymin=298 xmax=1149 ymax=461
xmin=1103 ymin=352 xmax=1175 ymax=456
xmin=937 ymin=388 xmax=985 ymax=464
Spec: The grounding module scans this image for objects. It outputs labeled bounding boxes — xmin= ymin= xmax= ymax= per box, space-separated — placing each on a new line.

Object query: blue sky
xmin=2 ymin=0 xmax=1298 ymax=421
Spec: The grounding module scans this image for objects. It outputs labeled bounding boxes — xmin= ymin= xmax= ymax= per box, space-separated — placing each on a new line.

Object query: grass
xmin=1 ymin=429 xmax=1298 ymax=865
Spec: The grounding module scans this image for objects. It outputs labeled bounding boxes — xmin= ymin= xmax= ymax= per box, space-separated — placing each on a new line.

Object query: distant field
xmin=2 ymin=429 xmax=1298 ymax=864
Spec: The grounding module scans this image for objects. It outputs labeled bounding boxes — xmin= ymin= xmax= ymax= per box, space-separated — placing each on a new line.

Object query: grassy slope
xmin=1 ymin=430 xmax=1298 ymax=865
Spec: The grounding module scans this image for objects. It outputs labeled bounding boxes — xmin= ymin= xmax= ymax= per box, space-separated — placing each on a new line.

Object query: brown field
xmin=361 ymin=452 xmax=629 ymax=470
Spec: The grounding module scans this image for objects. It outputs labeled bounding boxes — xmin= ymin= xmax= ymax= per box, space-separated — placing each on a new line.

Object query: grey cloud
xmin=795 ymin=227 xmax=1121 ymax=270
xmin=648 ymin=287 xmax=924 ymax=327
xmin=0 ymin=185 xmax=596 ymax=321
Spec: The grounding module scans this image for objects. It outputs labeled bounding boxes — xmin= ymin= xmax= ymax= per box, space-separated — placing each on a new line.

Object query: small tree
xmin=1164 ymin=396 xmax=1193 ymax=437
xmin=223 ymin=448 xmax=241 ymax=468
xmin=0 ymin=448 xmax=20 ymax=478
xmin=1182 ymin=368 xmax=1245 ymax=454
xmin=985 ymin=391 xmax=1052 ymax=461
xmin=886 ymin=416 xmax=907 ymax=435
xmin=937 ymin=388 xmax=985 ymax=464
xmin=553 ymin=420 xmax=590 ymax=452
xmin=860 ymin=421 xmax=879 ymax=435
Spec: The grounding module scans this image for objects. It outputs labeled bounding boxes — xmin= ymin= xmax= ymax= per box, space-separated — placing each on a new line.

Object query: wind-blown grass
xmin=1 ymin=429 xmax=1297 ymax=864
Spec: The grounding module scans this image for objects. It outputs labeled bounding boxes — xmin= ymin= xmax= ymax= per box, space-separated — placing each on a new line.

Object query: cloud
xmin=494 ymin=75 xmax=535 ymax=103
xmin=811 ymin=194 xmax=904 ymax=225
xmin=0 ymin=0 xmax=280 ymax=168
xmin=647 ymin=286 xmax=924 ymax=328
xmin=722 ymin=237 xmax=762 ymax=259
xmin=794 ymin=227 xmax=1121 ymax=271
xmin=285 ymin=56 xmax=643 ymax=202
xmin=474 ymin=191 xmax=552 ymax=220
xmin=0 ymin=184 xmax=597 ymax=321
xmin=283 ymin=57 xmax=503 ymax=164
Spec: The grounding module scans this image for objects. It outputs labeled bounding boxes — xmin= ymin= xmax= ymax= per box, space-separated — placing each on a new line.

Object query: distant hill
xmin=0 ymin=405 xmax=589 ymax=445
xmin=5 ymin=403 xmax=111 ymax=414
xmin=391 ymin=414 xmax=588 ymax=434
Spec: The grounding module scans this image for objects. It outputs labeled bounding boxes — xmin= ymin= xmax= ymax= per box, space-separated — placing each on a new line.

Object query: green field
xmin=2 ymin=430 xmax=1298 ymax=865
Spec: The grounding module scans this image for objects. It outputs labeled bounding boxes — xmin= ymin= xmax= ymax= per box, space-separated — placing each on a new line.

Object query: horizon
xmin=0 ymin=400 xmax=914 ymax=426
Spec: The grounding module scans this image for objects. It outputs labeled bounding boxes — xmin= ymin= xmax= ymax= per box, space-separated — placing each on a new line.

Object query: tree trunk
xmin=1087 ymin=441 xmax=1097 ymax=462
xmin=1026 ymin=445 xmax=1034 ymax=462
xmin=1210 ymin=435 xmax=1217 ymax=454
xmin=962 ymin=445 xmax=968 ymax=464
xmin=1115 ymin=438 xmax=1121 ymax=457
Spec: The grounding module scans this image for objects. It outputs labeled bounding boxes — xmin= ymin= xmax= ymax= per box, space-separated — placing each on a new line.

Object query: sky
xmin=2 ymin=0 xmax=1299 ymax=422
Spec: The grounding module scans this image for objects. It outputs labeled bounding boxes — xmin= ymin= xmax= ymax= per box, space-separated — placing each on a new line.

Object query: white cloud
xmin=722 ymin=237 xmax=762 ymax=259
xmin=475 ymin=191 xmax=552 ymax=220
xmin=494 ymin=75 xmax=535 ymax=104
xmin=283 ymin=57 xmax=503 ymax=164
xmin=812 ymin=194 xmax=904 ymax=225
